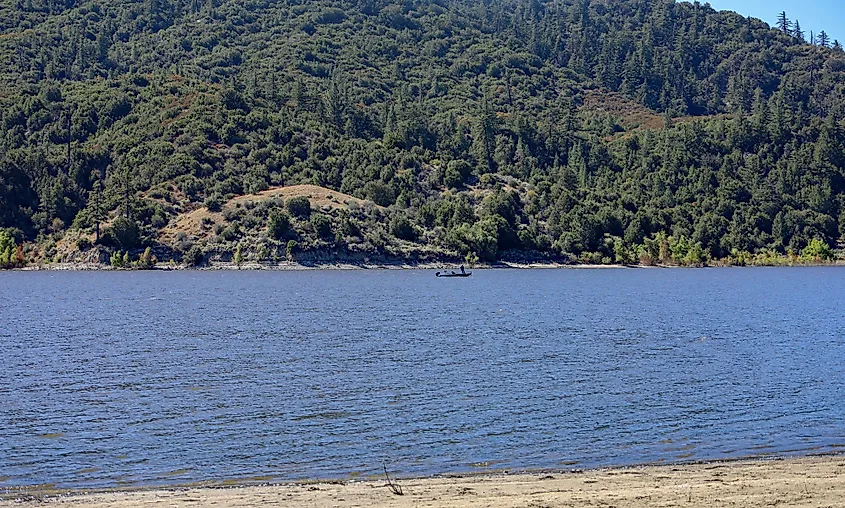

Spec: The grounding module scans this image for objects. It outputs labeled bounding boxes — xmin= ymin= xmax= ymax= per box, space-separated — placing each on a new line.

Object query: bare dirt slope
xmin=4 ymin=456 xmax=843 ymax=508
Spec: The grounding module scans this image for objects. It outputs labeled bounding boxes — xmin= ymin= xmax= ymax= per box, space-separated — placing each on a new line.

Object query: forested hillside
xmin=2 ymin=0 xmax=845 ymax=267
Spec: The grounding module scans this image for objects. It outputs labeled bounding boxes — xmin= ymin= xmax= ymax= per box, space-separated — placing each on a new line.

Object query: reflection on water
xmin=1 ymin=268 xmax=844 ymax=489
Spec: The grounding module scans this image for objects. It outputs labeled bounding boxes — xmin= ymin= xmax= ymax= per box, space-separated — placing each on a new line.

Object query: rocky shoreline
xmin=24 ymin=260 xmax=625 ymax=271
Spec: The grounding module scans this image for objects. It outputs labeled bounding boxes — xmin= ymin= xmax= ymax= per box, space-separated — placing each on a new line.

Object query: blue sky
xmin=700 ymin=0 xmax=844 ymax=43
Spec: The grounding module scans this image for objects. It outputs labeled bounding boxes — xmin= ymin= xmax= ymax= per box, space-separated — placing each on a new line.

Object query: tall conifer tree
xmin=776 ymin=11 xmax=791 ymax=33
xmin=793 ymin=20 xmax=804 ymax=42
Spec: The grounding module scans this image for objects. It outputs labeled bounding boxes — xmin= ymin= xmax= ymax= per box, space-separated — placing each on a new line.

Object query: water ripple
xmin=1 ymin=268 xmax=844 ymax=489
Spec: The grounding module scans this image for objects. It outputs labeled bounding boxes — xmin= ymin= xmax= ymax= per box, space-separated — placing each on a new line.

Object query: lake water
xmin=1 ymin=268 xmax=845 ymax=490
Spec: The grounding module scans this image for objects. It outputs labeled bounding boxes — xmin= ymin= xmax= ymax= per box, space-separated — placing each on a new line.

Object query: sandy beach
xmin=3 ymin=455 xmax=844 ymax=507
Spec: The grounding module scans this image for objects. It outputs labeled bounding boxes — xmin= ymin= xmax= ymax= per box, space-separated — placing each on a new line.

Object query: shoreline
xmin=17 ymin=260 xmax=845 ymax=271
xmin=3 ymin=454 xmax=844 ymax=507
xmin=24 ymin=261 xmax=629 ymax=271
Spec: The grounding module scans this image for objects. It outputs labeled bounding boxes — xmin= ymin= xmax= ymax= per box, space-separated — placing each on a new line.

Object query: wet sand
xmin=3 ymin=455 xmax=844 ymax=507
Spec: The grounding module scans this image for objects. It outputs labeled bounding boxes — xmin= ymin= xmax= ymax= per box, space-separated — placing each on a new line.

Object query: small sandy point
xmin=3 ymin=456 xmax=844 ymax=507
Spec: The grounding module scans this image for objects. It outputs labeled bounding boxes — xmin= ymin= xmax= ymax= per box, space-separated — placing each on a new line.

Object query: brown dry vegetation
xmin=159 ymin=184 xmax=376 ymax=244
xmin=582 ymin=88 xmax=732 ymax=137
xmin=583 ymin=88 xmax=667 ymax=131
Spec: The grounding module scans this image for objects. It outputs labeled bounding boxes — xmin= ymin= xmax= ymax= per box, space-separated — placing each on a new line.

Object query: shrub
xmin=268 ymin=211 xmax=292 ymax=240
xmin=184 ymin=245 xmax=203 ymax=266
xmin=464 ymin=251 xmax=479 ymax=268
xmin=802 ymin=238 xmax=834 ymax=261
xmin=76 ymin=237 xmax=92 ymax=251
xmin=390 ymin=215 xmax=417 ymax=241
xmin=683 ymin=242 xmax=707 ymax=265
xmin=286 ymin=240 xmax=298 ymax=260
xmin=314 ymin=7 xmax=346 ymax=24
xmin=363 ymin=181 xmax=395 ymax=206
xmin=222 ymin=206 xmax=240 ymax=221
xmin=444 ymin=159 xmax=472 ymax=188
xmin=205 ymin=194 xmax=223 ymax=212
xmin=221 ymin=225 xmax=240 ymax=242
xmin=338 ymin=213 xmax=360 ymax=238
xmin=443 ymin=166 xmax=463 ymax=189
xmin=110 ymin=250 xmax=123 ymax=267
xmin=287 ymin=196 xmax=311 ymax=218
xmin=479 ymin=174 xmax=496 ymax=188
xmin=311 ymin=214 xmax=333 ymax=238
xmin=108 ymin=217 xmax=140 ymax=251
xmin=0 ymin=231 xmax=18 ymax=268
xmin=138 ymin=247 xmax=155 ymax=269
xmin=151 ymin=210 xmax=167 ymax=228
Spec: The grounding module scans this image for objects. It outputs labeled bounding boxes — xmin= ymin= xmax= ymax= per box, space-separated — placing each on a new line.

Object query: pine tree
xmin=793 ymin=20 xmax=805 ymax=42
xmin=0 ymin=231 xmax=15 ymax=268
xmin=233 ymin=244 xmax=243 ymax=266
xmin=119 ymin=165 xmax=133 ymax=219
xmin=139 ymin=247 xmax=153 ymax=269
xmin=293 ymin=78 xmax=309 ymax=114
xmin=264 ymin=72 xmax=277 ymax=104
xmin=776 ymin=11 xmax=791 ymax=34
xmin=473 ymin=99 xmax=497 ymax=173
xmin=818 ymin=30 xmax=830 ymax=48
xmin=834 ymin=40 xmax=843 ymax=52
xmin=88 ymin=183 xmax=107 ymax=242
xmin=322 ymin=74 xmax=349 ymax=131
xmin=810 ymin=31 xmax=815 ymax=45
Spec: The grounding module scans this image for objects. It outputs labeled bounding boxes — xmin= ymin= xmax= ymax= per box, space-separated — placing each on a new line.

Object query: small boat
xmin=436 ymin=271 xmax=472 ymax=278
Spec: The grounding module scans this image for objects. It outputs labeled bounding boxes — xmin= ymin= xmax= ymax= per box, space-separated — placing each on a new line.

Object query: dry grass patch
xmin=583 ymin=89 xmax=666 ymax=131
xmin=160 ymin=184 xmax=376 ymax=243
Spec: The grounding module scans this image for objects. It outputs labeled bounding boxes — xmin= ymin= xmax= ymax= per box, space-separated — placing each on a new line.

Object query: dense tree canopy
xmin=1 ymin=0 xmax=845 ymax=266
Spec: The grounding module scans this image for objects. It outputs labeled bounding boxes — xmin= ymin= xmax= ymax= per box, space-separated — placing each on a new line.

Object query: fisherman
xmin=460 ymin=264 xmax=465 ymax=274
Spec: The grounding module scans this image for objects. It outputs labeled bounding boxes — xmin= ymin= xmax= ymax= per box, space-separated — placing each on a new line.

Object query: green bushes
xmin=184 ymin=245 xmax=204 ymax=266
xmin=205 ymin=195 xmax=224 ymax=212
xmin=268 ymin=211 xmax=292 ymax=240
xmin=286 ymin=196 xmax=311 ymax=218
xmin=802 ymin=238 xmax=834 ymax=261
xmin=311 ymin=214 xmax=333 ymax=238
xmin=110 ymin=251 xmax=124 ymax=267
xmin=363 ymin=181 xmax=395 ymax=207
xmin=313 ymin=8 xmax=346 ymax=24
xmin=76 ymin=237 xmax=92 ymax=250
xmin=389 ymin=215 xmax=417 ymax=241
xmin=443 ymin=159 xmax=472 ymax=189
xmin=106 ymin=217 xmax=140 ymax=251
xmin=0 ymin=231 xmax=23 ymax=268
xmin=286 ymin=240 xmax=298 ymax=260
xmin=137 ymin=247 xmax=155 ymax=269
xmin=109 ymin=248 xmax=156 ymax=269
xmin=627 ymin=233 xmax=708 ymax=266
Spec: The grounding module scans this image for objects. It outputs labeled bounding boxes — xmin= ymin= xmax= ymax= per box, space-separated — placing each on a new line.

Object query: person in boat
xmin=460 ymin=264 xmax=465 ymax=274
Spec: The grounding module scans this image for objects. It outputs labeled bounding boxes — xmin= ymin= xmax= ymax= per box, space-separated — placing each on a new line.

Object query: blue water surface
xmin=1 ymin=268 xmax=844 ymax=489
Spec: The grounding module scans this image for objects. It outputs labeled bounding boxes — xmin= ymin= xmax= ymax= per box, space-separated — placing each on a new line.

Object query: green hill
xmin=1 ymin=0 xmax=845 ymax=267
